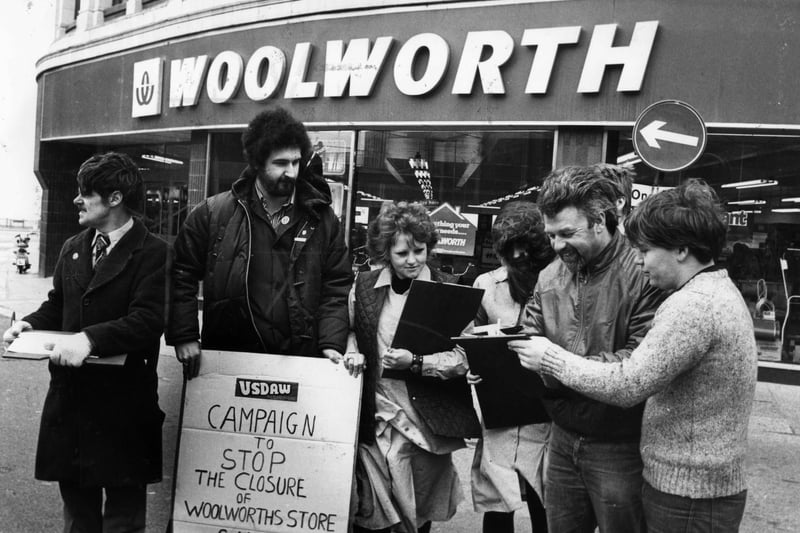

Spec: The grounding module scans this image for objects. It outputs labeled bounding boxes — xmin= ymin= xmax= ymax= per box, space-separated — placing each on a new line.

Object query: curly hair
xmin=77 ymin=152 xmax=142 ymax=212
xmin=367 ymin=202 xmax=438 ymax=265
xmin=592 ymin=163 xmax=635 ymax=216
xmin=537 ymin=165 xmax=622 ymax=233
xmin=241 ymin=107 xmax=312 ymax=170
xmin=625 ymin=178 xmax=728 ymax=263
xmin=492 ymin=201 xmax=555 ymax=271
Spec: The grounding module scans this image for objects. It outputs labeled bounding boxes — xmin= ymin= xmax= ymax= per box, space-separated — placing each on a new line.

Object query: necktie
xmin=94 ymin=234 xmax=110 ymax=266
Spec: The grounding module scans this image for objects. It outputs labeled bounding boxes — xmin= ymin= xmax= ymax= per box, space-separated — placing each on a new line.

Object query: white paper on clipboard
xmin=4 ymin=330 xmax=127 ymax=365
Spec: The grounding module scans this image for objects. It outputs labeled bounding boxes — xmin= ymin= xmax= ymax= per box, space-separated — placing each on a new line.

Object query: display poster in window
xmin=630 ymin=183 xmax=674 ymax=207
xmin=727 ymin=210 xmax=750 ymax=227
xmin=430 ymin=202 xmax=477 ymax=256
xmin=170 ymin=351 xmax=362 ymax=533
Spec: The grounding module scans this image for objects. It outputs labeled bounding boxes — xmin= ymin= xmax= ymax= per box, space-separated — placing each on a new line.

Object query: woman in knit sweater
xmin=514 ymin=179 xmax=758 ymax=532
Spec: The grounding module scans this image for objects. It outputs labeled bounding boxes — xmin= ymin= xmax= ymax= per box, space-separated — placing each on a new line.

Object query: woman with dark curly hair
xmin=534 ymin=180 xmax=758 ymax=532
xmin=344 ymin=201 xmax=472 ymax=533
xmin=467 ymin=201 xmax=555 ymax=533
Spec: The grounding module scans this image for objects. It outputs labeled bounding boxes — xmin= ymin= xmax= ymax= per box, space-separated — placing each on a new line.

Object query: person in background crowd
xmin=534 ymin=179 xmax=758 ymax=533
xmin=3 ymin=152 xmax=167 ymax=533
xmin=167 ymin=107 xmax=353 ymax=376
xmin=593 ymin=163 xmax=634 ymax=233
xmin=346 ymin=201 xmax=477 ymax=533
xmin=466 ymin=201 xmax=555 ymax=532
xmin=509 ymin=165 xmax=665 ymax=533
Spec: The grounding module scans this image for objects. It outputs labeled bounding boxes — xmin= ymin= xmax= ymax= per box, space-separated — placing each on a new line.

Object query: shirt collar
xmin=491 ymin=266 xmax=509 ymax=283
xmin=94 ymin=217 xmax=133 ymax=252
xmin=374 ymin=264 xmax=432 ymax=288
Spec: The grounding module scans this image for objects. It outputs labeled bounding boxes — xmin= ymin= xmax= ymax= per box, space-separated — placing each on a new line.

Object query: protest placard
xmin=171 ymin=351 xmax=362 ymax=533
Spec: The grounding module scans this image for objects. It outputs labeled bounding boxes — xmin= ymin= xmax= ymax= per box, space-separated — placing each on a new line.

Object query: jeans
xmin=544 ymin=424 xmax=645 ymax=533
xmin=642 ymin=481 xmax=747 ymax=533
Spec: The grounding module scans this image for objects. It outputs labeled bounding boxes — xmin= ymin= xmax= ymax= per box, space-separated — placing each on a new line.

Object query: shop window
xmin=352 ymin=130 xmax=554 ymax=284
xmin=615 ymin=132 xmax=800 ymax=366
xmin=209 ymin=129 xmax=354 ymax=223
xmin=103 ymin=1 xmax=126 ymax=21
xmin=114 ymin=142 xmax=192 ymax=242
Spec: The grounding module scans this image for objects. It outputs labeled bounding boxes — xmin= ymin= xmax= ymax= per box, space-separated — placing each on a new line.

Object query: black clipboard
xmin=453 ymin=333 xmax=546 ymax=429
xmin=391 ymin=279 xmax=484 ymax=355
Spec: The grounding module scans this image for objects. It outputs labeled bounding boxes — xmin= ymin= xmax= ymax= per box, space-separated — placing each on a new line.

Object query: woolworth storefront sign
xmin=132 ymin=21 xmax=658 ymax=117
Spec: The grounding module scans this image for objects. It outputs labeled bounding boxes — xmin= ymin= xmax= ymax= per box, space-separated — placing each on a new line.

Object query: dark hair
xmin=537 ymin=165 xmax=621 ymax=232
xmin=76 ymin=152 xmax=142 ymax=212
xmin=367 ymin=202 xmax=438 ymax=265
xmin=592 ymin=163 xmax=635 ymax=216
xmin=625 ymin=178 xmax=728 ymax=263
xmin=492 ymin=201 xmax=555 ymax=270
xmin=241 ymin=107 xmax=312 ymax=170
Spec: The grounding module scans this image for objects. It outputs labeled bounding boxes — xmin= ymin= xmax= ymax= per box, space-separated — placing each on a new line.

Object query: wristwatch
xmin=409 ymin=353 xmax=423 ymax=375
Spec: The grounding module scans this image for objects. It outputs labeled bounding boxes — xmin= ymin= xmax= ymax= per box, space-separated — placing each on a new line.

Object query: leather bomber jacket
xmin=522 ymin=231 xmax=666 ymax=441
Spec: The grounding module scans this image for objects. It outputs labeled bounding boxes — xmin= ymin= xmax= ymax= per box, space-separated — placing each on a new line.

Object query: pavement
xmin=1 ymin=228 xmax=799 ymax=532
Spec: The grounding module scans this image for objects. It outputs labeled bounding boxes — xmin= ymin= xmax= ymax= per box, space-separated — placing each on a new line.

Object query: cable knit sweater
xmin=543 ymin=269 xmax=758 ymax=498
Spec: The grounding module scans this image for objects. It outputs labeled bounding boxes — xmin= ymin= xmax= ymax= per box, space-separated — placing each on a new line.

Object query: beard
xmin=558 ymin=244 xmax=587 ymax=273
xmin=263 ymin=175 xmax=296 ymax=197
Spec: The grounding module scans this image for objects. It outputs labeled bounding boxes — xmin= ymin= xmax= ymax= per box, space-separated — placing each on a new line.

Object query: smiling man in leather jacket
xmin=167 ymin=107 xmax=353 ymax=377
xmin=509 ymin=165 xmax=665 ymax=533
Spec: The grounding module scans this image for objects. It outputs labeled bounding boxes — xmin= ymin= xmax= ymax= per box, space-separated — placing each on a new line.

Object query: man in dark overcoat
xmin=3 ymin=152 xmax=167 ymax=532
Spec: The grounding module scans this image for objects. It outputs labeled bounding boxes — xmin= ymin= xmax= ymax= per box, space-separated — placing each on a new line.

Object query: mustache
xmin=558 ymin=245 xmax=580 ymax=258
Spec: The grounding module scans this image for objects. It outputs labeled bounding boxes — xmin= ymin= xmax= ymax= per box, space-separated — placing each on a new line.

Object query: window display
xmin=617 ymin=132 xmax=800 ymax=365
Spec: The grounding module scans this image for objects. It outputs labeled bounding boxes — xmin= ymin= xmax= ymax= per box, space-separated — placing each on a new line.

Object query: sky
xmin=0 ymin=1 xmax=55 ymax=221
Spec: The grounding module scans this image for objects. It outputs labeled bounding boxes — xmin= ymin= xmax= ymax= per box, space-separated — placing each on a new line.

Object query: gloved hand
xmin=175 ymin=341 xmax=202 ymax=379
xmin=2 ymin=320 xmax=31 ymax=345
xmin=46 ymin=332 xmax=93 ymax=367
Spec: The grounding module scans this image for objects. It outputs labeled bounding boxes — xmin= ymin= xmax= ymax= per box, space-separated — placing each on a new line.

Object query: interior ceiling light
xmin=142 ymin=153 xmax=184 ymax=165
xmin=720 ymin=179 xmax=778 ymax=189
xmin=782 ymin=197 xmax=800 ymax=203
xmin=773 ymin=208 xmax=800 ymax=213
xmin=736 ymin=180 xmax=778 ymax=189
xmin=616 ymin=151 xmax=641 ymax=167
xmin=728 ymin=199 xmax=766 ymax=205
xmin=409 ymin=152 xmax=433 ymax=201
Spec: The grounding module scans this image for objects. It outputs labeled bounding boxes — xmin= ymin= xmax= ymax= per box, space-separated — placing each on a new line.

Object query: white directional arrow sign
xmin=639 ymin=120 xmax=700 ymax=149
xmin=633 ymin=100 xmax=707 ymax=172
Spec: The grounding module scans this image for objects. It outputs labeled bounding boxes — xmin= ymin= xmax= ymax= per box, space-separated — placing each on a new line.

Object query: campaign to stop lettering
xmin=170 ymin=350 xmax=362 ymax=533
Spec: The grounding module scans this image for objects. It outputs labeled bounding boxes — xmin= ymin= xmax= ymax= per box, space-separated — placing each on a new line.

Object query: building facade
xmin=35 ymin=0 xmax=800 ymax=379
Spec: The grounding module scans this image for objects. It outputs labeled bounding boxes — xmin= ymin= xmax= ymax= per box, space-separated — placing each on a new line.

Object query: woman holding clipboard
xmin=344 ymin=201 xmax=478 ymax=533
xmin=467 ymin=201 xmax=555 ymax=533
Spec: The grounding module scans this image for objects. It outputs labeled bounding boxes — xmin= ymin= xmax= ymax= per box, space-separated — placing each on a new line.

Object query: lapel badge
xmin=72 ymin=252 xmax=79 ymax=260
xmin=280 ymin=215 xmax=290 ymax=225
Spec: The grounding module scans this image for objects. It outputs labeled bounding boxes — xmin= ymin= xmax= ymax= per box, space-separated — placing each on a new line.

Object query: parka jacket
xmin=522 ymin=231 xmax=665 ymax=441
xmin=167 ymin=168 xmax=353 ymax=356
xmin=24 ymin=218 xmax=167 ymax=487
